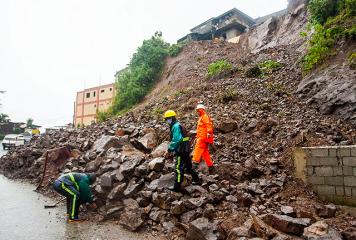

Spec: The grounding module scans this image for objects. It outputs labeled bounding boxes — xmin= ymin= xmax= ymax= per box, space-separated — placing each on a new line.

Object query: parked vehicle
xmin=2 ymin=134 xmax=25 ymax=150
xmin=22 ymin=131 xmax=32 ymax=143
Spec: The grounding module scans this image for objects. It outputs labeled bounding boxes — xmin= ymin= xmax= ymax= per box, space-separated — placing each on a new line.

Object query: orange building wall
xmin=74 ymin=83 xmax=116 ymax=126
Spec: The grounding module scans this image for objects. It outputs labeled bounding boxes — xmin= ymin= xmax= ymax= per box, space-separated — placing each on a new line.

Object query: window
xmin=101 ymin=89 xmax=105 ymax=93
xmin=109 ymin=88 xmax=112 ymax=91
xmin=93 ymin=91 xmax=96 ymax=97
xmin=86 ymin=92 xmax=90 ymax=98
xmin=94 ymin=104 xmax=96 ymax=108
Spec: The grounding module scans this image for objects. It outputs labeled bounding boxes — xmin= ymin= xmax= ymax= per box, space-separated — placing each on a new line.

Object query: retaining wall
xmin=294 ymin=145 xmax=356 ymax=206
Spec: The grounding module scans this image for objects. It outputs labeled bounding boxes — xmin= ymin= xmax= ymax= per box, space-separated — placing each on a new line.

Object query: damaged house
xmin=179 ymin=8 xmax=287 ymax=43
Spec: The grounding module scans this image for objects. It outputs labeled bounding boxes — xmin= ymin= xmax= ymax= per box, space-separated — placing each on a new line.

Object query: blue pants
xmin=53 ymin=179 xmax=80 ymax=219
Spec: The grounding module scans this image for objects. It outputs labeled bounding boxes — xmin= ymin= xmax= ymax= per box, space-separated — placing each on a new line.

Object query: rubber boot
xmin=168 ymin=182 xmax=181 ymax=192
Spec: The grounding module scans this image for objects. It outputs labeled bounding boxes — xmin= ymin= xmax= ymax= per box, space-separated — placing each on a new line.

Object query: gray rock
xmin=151 ymin=141 xmax=169 ymax=158
xmin=152 ymin=192 xmax=171 ymax=210
xmin=91 ymin=135 xmax=128 ymax=153
xmin=107 ymin=183 xmax=126 ymax=200
xmin=217 ymin=120 xmax=238 ymax=133
xmin=119 ymin=156 xmax=143 ymax=176
xmin=138 ymin=131 xmax=157 ymax=151
xmin=170 ymin=200 xmax=186 ymax=215
xmin=123 ymin=179 xmax=144 ymax=197
xmin=262 ymin=214 xmax=311 ymax=236
xmin=148 ymin=157 xmax=165 ymax=171
xmin=99 ymin=172 xmax=113 ymax=188
xmin=149 ymin=207 xmax=167 ymax=222
xmin=315 ymin=204 xmax=337 ymax=218
xmin=188 ymin=217 xmax=217 ymax=240
xmin=119 ymin=208 xmax=144 ymax=231
xmin=148 ymin=173 xmax=175 ymax=191
xmin=281 ymin=206 xmax=296 ymax=217
xmin=303 ymin=221 xmax=342 ymax=240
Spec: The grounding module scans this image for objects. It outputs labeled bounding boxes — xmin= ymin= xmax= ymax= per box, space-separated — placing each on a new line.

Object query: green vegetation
xmin=258 ymin=60 xmax=283 ymax=74
xmin=245 ymin=65 xmax=262 ymax=77
xmin=26 ymin=118 xmax=34 ymax=128
xmin=168 ymin=43 xmax=184 ymax=57
xmin=96 ymin=108 xmax=114 ymax=123
xmin=207 ymin=60 xmax=233 ymax=78
xmin=113 ymin=32 xmax=182 ymax=114
xmin=0 ymin=133 xmax=4 ymax=140
xmin=302 ymin=0 xmax=356 ymax=72
xmin=217 ymin=87 xmax=238 ymax=103
xmin=0 ymin=113 xmax=10 ymax=123
xmin=245 ymin=60 xmax=282 ymax=78
xmin=348 ymin=51 xmax=356 ymax=68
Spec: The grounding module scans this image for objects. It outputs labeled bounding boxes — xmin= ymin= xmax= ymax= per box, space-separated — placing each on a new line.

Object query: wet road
xmin=0 ymin=142 xmax=155 ymax=240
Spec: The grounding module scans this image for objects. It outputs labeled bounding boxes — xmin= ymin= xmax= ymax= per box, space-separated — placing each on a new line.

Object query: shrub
xmin=0 ymin=133 xmax=4 ymax=140
xmin=308 ymin=0 xmax=339 ymax=25
xmin=303 ymin=0 xmax=356 ymax=72
xmin=348 ymin=52 xmax=356 ymax=69
xmin=168 ymin=43 xmax=184 ymax=57
xmin=218 ymin=87 xmax=238 ymax=103
xmin=245 ymin=65 xmax=262 ymax=77
xmin=258 ymin=60 xmax=283 ymax=74
xmin=113 ymin=32 xmax=170 ymax=113
xmin=96 ymin=108 xmax=114 ymax=123
xmin=207 ymin=60 xmax=233 ymax=78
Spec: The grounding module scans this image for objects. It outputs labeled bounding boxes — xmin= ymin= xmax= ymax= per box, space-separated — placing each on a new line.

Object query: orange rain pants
xmin=192 ymin=139 xmax=213 ymax=167
xmin=192 ymin=111 xmax=214 ymax=167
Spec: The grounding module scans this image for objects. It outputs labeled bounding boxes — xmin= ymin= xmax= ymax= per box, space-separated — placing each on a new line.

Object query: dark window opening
xmin=93 ymin=91 xmax=96 ymax=97
xmin=86 ymin=92 xmax=90 ymax=98
xmin=101 ymin=89 xmax=105 ymax=93
xmin=110 ymin=88 xmax=112 ymax=91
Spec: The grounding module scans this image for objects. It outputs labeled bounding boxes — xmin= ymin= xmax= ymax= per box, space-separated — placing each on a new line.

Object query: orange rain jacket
xmin=196 ymin=110 xmax=214 ymax=143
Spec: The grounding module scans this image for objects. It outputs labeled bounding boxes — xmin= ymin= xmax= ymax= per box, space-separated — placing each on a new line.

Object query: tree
xmin=113 ymin=32 xmax=171 ymax=113
xmin=26 ymin=118 xmax=34 ymax=128
xmin=0 ymin=113 xmax=10 ymax=123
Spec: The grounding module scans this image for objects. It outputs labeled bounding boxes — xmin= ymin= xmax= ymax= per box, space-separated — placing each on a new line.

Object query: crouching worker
xmin=164 ymin=110 xmax=200 ymax=192
xmin=53 ymin=172 xmax=97 ymax=222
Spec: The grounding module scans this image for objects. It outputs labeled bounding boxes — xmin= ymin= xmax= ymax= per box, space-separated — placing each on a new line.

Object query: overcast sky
xmin=0 ymin=0 xmax=287 ymax=128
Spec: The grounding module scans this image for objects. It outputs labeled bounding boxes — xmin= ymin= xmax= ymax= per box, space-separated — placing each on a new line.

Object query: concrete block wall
xmin=294 ymin=145 xmax=356 ymax=206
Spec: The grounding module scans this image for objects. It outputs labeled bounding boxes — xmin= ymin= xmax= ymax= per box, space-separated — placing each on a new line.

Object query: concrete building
xmin=178 ymin=8 xmax=287 ymax=43
xmin=74 ymin=83 xmax=116 ymax=126
xmin=178 ymin=8 xmax=255 ymax=43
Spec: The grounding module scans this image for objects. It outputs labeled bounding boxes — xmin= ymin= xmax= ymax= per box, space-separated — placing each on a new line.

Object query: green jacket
xmin=59 ymin=173 xmax=94 ymax=203
xmin=168 ymin=121 xmax=183 ymax=153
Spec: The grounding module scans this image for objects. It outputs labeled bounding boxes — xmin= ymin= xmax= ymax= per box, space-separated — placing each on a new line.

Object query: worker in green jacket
xmin=164 ymin=110 xmax=200 ymax=192
xmin=53 ymin=172 xmax=97 ymax=222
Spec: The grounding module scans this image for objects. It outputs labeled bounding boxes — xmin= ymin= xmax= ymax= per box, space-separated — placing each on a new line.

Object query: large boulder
xmin=91 ymin=135 xmax=128 ymax=153
xmin=148 ymin=173 xmax=175 ymax=191
xmin=107 ymin=182 xmax=126 ymax=200
xmin=119 ymin=199 xmax=145 ymax=231
xmin=303 ymin=221 xmax=342 ymax=240
xmin=315 ymin=204 xmax=337 ymax=218
xmin=151 ymin=141 xmax=169 ymax=158
xmin=216 ymin=120 xmax=238 ymax=133
xmin=187 ymin=217 xmax=218 ymax=240
xmin=148 ymin=157 xmax=165 ymax=171
xmin=138 ymin=129 xmax=158 ymax=151
xmin=262 ymin=214 xmax=311 ymax=236
xmin=119 ymin=208 xmax=144 ymax=231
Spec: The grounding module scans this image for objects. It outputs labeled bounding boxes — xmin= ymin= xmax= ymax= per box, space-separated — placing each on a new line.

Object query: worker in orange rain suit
xmin=192 ymin=103 xmax=214 ymax=170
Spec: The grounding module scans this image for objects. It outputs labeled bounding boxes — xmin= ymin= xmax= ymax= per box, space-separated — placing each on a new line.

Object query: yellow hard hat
xmin=164 ymin=110 xmax=177 ymax=119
